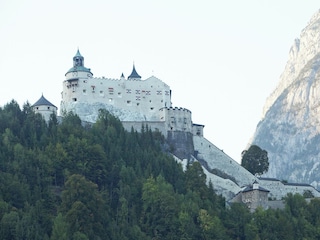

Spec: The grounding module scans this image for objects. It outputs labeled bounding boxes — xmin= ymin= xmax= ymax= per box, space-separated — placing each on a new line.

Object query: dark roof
xmin=284 ymin=182 xmax=312 ymax=187
xmin=121 ymin=73 xmax=125 ymax=78
xmin=193 ymin=123 xmax=205 ymax=127
xmin=32 ymin=95 xmax=57 ymax=108
xmin=258 ymin=177 xmax=281 ymax=182
xmin=128 ymin=64 xmax=141 ymax=79
xmin=242 ymin=185 xmax=270 ymax=193
xmin=65 ymin=66 xmax=92 ymax=75
xmin=74 ymin=49 xmax=82 ymax=57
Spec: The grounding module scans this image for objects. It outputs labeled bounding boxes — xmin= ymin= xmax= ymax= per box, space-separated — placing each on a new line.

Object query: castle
xmin=31 ymin=49 xmax=320 ymax=210
xmin=59 ymin=49 xmax=204 ymax=139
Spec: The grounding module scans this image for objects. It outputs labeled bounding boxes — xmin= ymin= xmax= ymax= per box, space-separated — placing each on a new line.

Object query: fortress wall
xmin=257 ymin=179 xmax=283 ymax=200
xmin=167 ymin=131 xmax=194 ymax=160
xmin=161 ymin=107 xmax=193 ymax=133
xmin=192 ymin=124 xmax=204 ymax=137
xmin=258 ymin=178 xmax=320 ymax=200
xmin=193 ymin=135 xmax=256 ymax=187
xmin=61 ymin=76 xmax=171 ymax=121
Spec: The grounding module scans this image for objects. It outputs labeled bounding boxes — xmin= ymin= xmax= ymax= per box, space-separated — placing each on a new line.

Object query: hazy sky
xmin=0 ymin=0 xmax=319 ymax=162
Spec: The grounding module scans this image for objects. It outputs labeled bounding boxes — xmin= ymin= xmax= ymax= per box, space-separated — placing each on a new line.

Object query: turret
xmin=73 ymin=49 xmax=84 ymax=67
xmin=65 ymin=49 xmax=93 ymax=79
xmin=128 ymin=64 xmax=141 ymax=80
xmin=32 ymin=94 xmax=57 ymax=122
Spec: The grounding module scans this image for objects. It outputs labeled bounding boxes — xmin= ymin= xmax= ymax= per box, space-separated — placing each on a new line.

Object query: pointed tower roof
xmin=65 ymin=49 xmax=92 ymax=76
xmin=74 ymin=48 xmax=82 ymax=57
xmin=128 ymin=64 xmax=141 ymax=79
xmin=32 ymin=94 xmax=57 ymax=108
xmin=121 ymin=73 xmax=125 ymax=78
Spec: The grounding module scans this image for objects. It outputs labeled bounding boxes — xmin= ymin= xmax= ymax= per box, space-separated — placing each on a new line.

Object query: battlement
xmin=92 ymin=77 xmax=120 ymax=81
xmin=160 ymin=106 xmax=192 ymax=113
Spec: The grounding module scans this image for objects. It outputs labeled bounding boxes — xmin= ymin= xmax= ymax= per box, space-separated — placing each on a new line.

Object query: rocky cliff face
xmin=251 ymin=9 xmax=320 ymax=188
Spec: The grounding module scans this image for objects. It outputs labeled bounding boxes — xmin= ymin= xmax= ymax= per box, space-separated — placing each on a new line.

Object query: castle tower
xmin=65 ymin=49 xmax=93 ymax=80
xmin=241 ymin=181 xmax=269 ymax=212
xmin=32 ymin=94 xmax=57 ymax=122
xmin=127 ymin=64 xmax=141 ymax=80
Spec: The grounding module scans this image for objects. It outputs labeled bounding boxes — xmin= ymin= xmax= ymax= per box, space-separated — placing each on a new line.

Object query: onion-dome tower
xmin=65 ymin=49 xmax=93 ymax=79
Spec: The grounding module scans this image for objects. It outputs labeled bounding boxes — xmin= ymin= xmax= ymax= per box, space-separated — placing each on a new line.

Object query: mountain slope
xmin=251 ymin=9 xmax=320 ymax=188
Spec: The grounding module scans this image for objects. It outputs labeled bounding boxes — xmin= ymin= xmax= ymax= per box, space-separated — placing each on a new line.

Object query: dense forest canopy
xmin=0 ymin=100 xmax=320 ymax=239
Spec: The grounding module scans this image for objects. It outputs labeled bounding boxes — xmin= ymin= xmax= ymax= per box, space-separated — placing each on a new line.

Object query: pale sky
xmin=0 ymin=0 xmax=319 ymax=162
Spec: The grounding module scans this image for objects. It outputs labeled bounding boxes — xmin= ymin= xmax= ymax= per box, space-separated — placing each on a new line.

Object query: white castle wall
xmin=160 ymin=107 xmax=193 ymax=133
xmin=61 ymin=75 xmax=172 ymax=121
xmin=193 ymin=135 xmax=256 ymax=187
xmin=258 ymin=178 xmax=320 ymax=200
xmin=33 ymin=105 xmax=57 ymax=122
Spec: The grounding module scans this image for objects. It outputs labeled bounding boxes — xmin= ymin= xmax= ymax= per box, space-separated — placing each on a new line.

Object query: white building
xmin=61 ymin=50 xmax=171 ymax=120
xmin=32 ymin=94 xmax=57 ymax=122
xmin=60 ymin=49 xmax=205 ymax=138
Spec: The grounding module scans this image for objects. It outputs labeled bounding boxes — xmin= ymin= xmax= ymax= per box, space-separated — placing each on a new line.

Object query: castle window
xmin=100 ymin=90 xmax=104 ymax=95
xmin=83 ymin=89 xmax=86 ymax=94
xmin=109 ymin=87 xmax=114 ymax=95
xmin=137 ymin=103 xmax=140 ymax=106
xmin=36 ymin=107 xmax=39 ymax=110
xmin=72 ymin=98 xmax=77 ymax=102
xmin=150 ymin=107 xmax=154 ymax=110
xmin=47 ymin=107 xmax=50 ymax=110
xmin=118 ymin=92 xmax=122 ymax=97
xmin=127 ymin=100 xmax=131 ymax=106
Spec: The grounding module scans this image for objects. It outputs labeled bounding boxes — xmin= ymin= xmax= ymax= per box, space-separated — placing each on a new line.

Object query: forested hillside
xmin=1 ymin=100 xmax=320 ymax=239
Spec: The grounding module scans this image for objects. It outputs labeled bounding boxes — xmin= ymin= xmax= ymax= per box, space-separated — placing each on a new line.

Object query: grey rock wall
xmin=250 ymin=9 xmax=320 ymax=189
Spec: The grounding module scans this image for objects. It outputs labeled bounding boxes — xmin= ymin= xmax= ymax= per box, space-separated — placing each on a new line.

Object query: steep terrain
xmin=251 ymin=10 xmax=320 ymax=188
